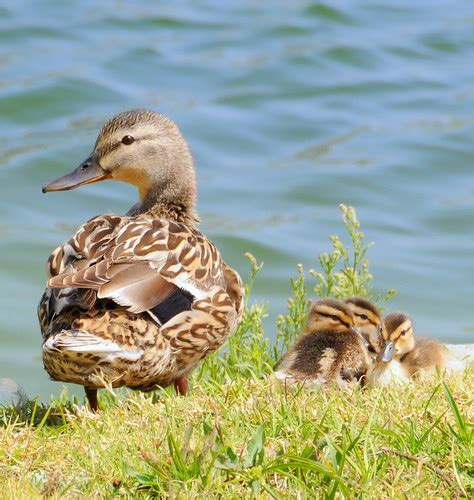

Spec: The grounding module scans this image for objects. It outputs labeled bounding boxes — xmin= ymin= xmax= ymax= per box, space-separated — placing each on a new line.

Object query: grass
xmin=0 ymin=206 xmax=472 ymax=497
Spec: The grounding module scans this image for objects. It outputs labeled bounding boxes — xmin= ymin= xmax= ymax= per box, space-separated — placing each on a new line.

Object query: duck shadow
xmin=0 ymin=389 xmax=77 ymax=428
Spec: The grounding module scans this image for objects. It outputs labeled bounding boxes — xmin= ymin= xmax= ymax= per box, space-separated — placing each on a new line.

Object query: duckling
xmin=38 ymin=109 xmax=244 ymax=411
xmin=366 ymin=312 xmax=446 ymax=386
xmin=364 ymin=312 xmax=414 ymax=386
xmin=274 ymin=299 xmax=371 ymax=388
xmin=344 ymin=297 xmax=383 ymax=354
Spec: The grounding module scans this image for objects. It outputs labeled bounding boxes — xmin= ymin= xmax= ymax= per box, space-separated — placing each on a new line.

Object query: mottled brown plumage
xmin=39 ymin=109 xmax=244 ymax=410
xmin=274 ymin=299 xmax=371 ymax=388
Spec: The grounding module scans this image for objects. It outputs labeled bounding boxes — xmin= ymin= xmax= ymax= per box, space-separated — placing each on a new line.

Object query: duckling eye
xmin=357 ymin=313 xmax=368 ymax=321
xmin=331 ymin=315 xmax=339 ymax=321
xmin=400 ymin=330 xmax=407 ymax=336
xmin=121 ymin=135 xmax=135 ymax=145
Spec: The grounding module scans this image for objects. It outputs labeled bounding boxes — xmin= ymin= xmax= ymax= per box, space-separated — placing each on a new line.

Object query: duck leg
xmin=174 ymin=377 xmax=189 ymax=396
xmin=84 ymin=387 xmax=99 ymax=412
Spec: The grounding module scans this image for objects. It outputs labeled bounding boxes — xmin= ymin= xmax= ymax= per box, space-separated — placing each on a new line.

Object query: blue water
xmin=0 ymin=1 xmax=473 ymax=399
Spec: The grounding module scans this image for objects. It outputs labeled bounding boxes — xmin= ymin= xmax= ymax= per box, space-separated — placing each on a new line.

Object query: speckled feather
xmin=39 ymin=213 xmax=244 ymax=390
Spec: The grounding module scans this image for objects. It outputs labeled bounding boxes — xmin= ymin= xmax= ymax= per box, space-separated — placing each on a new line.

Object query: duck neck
xmin=127 ymin=182 xmax=199 ymax=225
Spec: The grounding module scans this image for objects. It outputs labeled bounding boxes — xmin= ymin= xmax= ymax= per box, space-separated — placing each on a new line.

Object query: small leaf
xmin=244 ymin=424 xmax=266 ymax=468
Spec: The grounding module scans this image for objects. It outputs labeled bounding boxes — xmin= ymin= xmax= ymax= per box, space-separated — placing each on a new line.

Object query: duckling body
xmin=38 ymin=110 xmax=244 ymax=409
xmin=400 ymin=337 xmax=446 ymax=378
xmin=274 ymin=299 xmax=371 ymax=387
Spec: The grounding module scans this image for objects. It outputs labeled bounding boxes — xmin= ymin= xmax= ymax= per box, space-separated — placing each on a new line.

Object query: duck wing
xmin=45 ymin=215 xmax=225 ymax=317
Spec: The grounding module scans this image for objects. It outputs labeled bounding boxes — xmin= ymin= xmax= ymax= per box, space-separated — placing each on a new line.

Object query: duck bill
xmin=377 ymin=341 xmax=395 ymax=363
xmin=42 ymin=155 xmax=111 ymax=193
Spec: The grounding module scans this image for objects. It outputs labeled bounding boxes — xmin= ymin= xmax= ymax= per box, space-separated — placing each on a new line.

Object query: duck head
xmin=42 ymin=109 xmax=197 ymax=220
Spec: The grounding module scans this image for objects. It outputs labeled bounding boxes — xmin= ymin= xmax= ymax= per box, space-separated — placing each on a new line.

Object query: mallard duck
xmin=274 ymin=299 xmax=371 ymax=387
xmin=366 ymin=312 xmax=446 ymax=385
xmin=38 ymin=109 xmax=244 ymax=410
xmin=344 ymin=297 xmax=383 ymax=354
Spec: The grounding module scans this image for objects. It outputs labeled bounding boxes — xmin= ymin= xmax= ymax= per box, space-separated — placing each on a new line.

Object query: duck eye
xmin=357 ymin=313 xmax=368 ymax=321
xmin=400 ymin=330 xmax=407 ymax=336
xmin=331 ymin=315 xmax=339 ymax=321
xmin=121 ymin=135 xmax=135 ymax=145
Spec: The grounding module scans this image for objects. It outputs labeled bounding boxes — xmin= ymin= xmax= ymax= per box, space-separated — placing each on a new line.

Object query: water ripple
xmin=0 ymin=0 xmax=473 ymax=398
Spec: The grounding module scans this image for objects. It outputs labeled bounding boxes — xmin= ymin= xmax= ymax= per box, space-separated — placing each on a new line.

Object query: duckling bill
xmin=38 ymin=109 xmax=244 ymax=411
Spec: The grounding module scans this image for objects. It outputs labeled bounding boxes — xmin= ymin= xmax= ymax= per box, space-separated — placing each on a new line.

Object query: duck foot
xmin=174 ymin=377 xmax=189 ymax=396
xmin=84 ymin=387 xmax=99 ymax=412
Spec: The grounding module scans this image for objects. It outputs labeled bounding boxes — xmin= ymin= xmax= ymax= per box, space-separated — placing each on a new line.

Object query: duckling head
xmin=42 ymin=109 xmax=197 ymax=219
xmin=344 ymin=297 xmax=383 ymax=351
xmin=379 ymin=312 xmax=415 ymax=362
xmin=305 ymin=298 xmax=357 ymax=335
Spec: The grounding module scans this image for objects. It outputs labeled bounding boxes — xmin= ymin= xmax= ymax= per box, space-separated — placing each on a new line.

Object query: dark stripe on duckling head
xmin=384 ymin=312 xmax=412 ymax=341
xmin=312 ymin=299 xmax=354 ymax=328
xmin=345 ymin=297 xmax=381 ymax=324
xmin=317 ymin=312 xmax=352 ymax=329
xmin=352 ymin=309 xmax=380 ymax=326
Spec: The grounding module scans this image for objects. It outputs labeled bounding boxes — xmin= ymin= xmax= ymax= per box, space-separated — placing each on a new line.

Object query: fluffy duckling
xmin=344 ymin=297 xmax=383 ymax=354
xmin=366 ymin=312 xmax=446 ymax=386
xmin=38 ymin=109 xmax=244 ymax=411
xmin=365 ymin=312 xmax=414 ymax=386
xmin=274 ymin=299 xmax=371 ymax=388
xmin=401 ymin=337 xmax=446 ymax=379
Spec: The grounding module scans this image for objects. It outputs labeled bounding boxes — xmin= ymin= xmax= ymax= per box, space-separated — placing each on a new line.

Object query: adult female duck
xmin=38 ymin=109 xmax=244 ymax=410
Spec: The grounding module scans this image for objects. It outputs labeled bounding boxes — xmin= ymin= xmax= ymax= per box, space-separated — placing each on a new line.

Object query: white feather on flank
xmin=43 ymin=331 xmax=143 ymax=361
xmin=171 ymin=273 xmax=207 ymax=301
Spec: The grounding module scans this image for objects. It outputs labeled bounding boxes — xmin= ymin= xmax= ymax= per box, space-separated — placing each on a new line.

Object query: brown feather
xmin=98 ymin=264 xmax=177 ymax=313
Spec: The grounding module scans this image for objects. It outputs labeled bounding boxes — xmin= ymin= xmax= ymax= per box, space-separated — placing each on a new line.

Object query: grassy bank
xmin=1 ymin=206 xmax=472 ymax=497
xmin=1 ymin=368 xmax=472 ymax=497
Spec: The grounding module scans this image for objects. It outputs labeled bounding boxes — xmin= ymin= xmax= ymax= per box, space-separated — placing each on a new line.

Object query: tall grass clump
xmin=311 ymin=203 xmax=396 ymax=302
xmin=276 ymin=203 xmax=396 ymax=355
xmin=0 ymin=205 xmax=472 ymax=497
